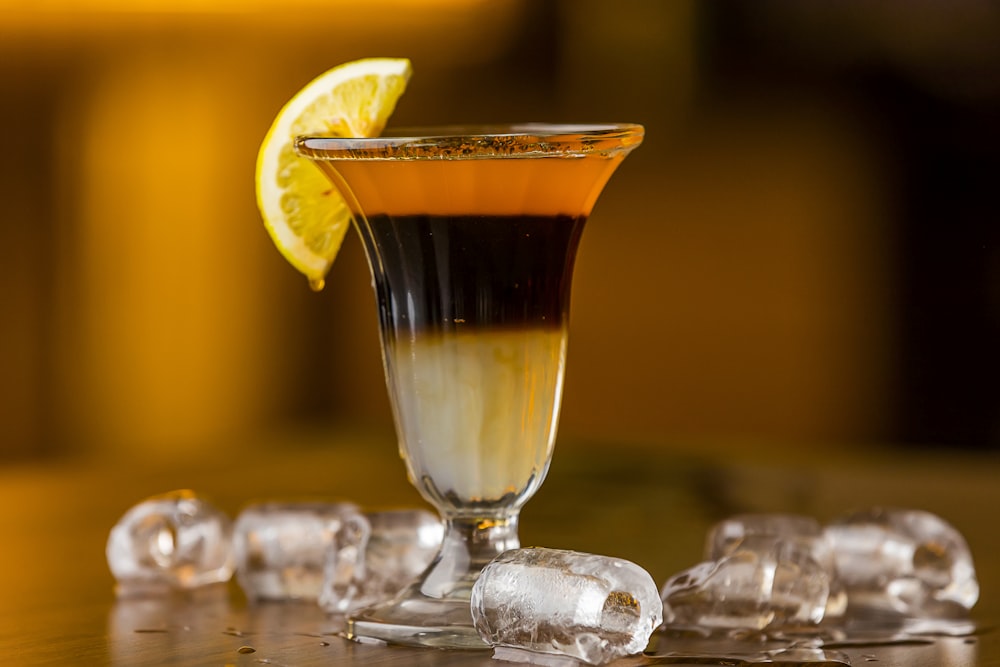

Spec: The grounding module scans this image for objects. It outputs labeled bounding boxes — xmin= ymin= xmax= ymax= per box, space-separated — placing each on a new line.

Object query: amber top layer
xmin=296 ymin=124 xmax=643 ymax=216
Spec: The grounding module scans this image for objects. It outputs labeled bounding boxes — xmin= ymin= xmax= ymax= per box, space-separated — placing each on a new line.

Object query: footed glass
xmin=296 ymin=124 xmax=643 ymax=648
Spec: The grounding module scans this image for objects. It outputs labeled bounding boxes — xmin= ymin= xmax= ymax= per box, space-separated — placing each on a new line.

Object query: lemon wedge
xmin=255 ymin=57 xmax=412 ymax=289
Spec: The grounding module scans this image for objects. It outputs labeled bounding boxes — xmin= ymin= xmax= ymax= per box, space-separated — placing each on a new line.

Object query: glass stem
xmin=418 ymin=513 xmax=520 ymax=600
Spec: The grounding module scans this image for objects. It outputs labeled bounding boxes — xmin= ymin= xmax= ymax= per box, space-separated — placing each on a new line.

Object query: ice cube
xmin=824 ymin=507 xmax=979 ymax=617
xmin=106 ymin=489 xmax=234 ymax=596
xmin=318 ymin=508 xmax=443 ymax=612
xmin=471 ymin=547 xmax=662 ymax=666
xmin=707 ymin=514 xmax=846 ymax=619
xmin=661 ymin=537 xmax=830 ymax=632
xmin=707 ymin=514 xmax=828 ymax=565
xmin=233 ymin=501 xmax=369 ymax=605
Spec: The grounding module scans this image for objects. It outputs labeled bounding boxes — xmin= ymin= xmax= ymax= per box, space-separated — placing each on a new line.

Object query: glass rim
xmin=295 ymin=122 xmax=644 ymax=160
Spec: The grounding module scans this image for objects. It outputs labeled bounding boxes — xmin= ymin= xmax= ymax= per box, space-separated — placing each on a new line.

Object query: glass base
xmin=346 ymin=586 xmax=488 ymax=649
xmin=345 ymin=513 xmax=520 ymax=649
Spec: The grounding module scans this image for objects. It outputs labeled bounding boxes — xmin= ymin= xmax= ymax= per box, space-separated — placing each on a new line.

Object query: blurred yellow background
xmin=2 ymin=0 xmax=999 ymax=464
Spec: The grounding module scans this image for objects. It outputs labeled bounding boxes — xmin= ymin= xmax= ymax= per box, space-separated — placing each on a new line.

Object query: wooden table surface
xmin=1 ymin=429 xmax=998 ymax=665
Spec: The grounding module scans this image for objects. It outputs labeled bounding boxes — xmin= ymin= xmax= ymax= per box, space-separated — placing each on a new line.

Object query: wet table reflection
xmin=1 ymin=432 xmax=997 ymax=665
xmin=100 ymin=590 xmax=992 ymax=666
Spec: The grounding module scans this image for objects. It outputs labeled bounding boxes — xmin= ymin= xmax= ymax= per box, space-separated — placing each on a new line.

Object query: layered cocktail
xmin=297 ymin=124 xmax=643 ymax=647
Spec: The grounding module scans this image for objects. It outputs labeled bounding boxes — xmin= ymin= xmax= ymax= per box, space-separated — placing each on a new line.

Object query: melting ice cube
xmin=233 ymin=501 xmax=369 ymax=605
xmin=318 ymin=508 xmax=443 ymax=613
xmin=471 ymin=547 xmax=662 ymax=666
xmin=363 ymin=509 xmax=442 ymax=597
xmin=708 ymin=514 xmax=829 ymax=565
xmin=707 ymin=514 xmax=846 ymax=619
xmin=824 ymin=507 xmax=979 ymax=617
xmin=106 ymin=489 xmax=234 ymax=596
xmin=661 ymin=537 xmax=830 ymax=632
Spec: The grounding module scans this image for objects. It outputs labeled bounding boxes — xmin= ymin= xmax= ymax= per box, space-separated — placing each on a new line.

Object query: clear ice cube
xmin=365 ymin=509 xmax=442 ymax=595
xmin=707 ymin=514 xmax=829 ymax=566
xmin=706 ymin=514 xmax=846 ymax=619
xmin=233 ymin=501 xmax=369 ymax=605
xmin=471 ymin=547 xmax=663 ymax=666
xmin=106 ymin=489 xmax=234 ymax=596
xmin=318 ymin=508 xmax=443 ymax=612
xmin=661 ymin=537 xmax=830 ymax=632
xmin=824 ymin=507 xmax=979 ymax=617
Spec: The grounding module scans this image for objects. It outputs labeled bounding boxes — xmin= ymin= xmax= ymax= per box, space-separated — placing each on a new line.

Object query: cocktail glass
xmin=296 ymin=123 xmax=643 ymax=648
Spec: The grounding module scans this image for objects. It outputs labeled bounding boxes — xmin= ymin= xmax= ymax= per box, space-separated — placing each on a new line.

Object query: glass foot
xmin=346 ymin=584 xmax=488 ymax=649
xmin=346 ymin=514 xmax=520 ymax=649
